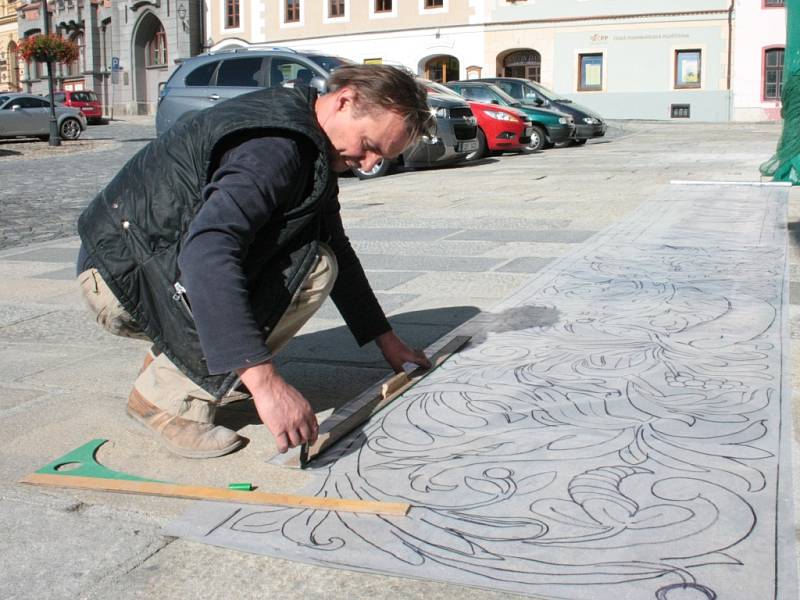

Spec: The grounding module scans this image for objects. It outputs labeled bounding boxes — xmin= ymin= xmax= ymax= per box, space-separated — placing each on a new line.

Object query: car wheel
xmin=525 ymin=125 xmax=546 ymax=152
xmin=352 ymin=158 xmax=393 ymax=180
xmin=59 ymin=118 xmax=82 ymax=140
xmin=465 ymin=129 xmax=487 ymax=161
xmin=571 ymin=138 xmax=588 ymax=146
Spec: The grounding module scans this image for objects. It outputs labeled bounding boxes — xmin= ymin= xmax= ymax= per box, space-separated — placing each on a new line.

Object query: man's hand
xmin=375 ymin=330 xmax=431 ymax=373
xmin=237 ymin=362 xmax=318 ymax=453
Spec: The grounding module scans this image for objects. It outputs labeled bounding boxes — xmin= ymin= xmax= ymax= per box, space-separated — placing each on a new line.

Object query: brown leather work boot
xmin=126 ymin=388 xmax=244 ymax=459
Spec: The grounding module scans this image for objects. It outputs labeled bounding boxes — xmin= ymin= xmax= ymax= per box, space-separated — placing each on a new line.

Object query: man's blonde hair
xmin=327 ymin=64 xmax=435 ymax=141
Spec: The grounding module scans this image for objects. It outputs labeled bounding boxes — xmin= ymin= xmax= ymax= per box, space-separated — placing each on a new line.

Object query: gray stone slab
xmin=448 ymin=229 xmax=597 ymax=243
xmin=31 ymin=266 xmax=78 ymax=280
xmin=0 ymin=494 xmax=164 ymax=600
xmin=791 ymin=281 xmax=800 ymax=306
xmin=495 ymin=256 xmax=555 ymax=273
xmin=0 ymin=386 xmax=45 ymax=412
xmin=366 ymin=271 xmax=424 ymax=291
xmin=311 ymin=292 xmax=418 ymax=320
xmin=0 ymin=308 xmax=131 ymax=346
xmin=82 ymin=537 xmax=511 ymax=600
xmin=0 ymin=305 xmax=53 ymax=328
xmin=358 ymin=254 xmax=502 ymax=272
xmin=345 ymin=228 xmax=460 ymax=241
xmin=2 ymin=247 xmax=78 ymax=263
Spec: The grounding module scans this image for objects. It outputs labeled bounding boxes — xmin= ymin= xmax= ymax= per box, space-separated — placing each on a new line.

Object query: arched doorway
xmin=501 ymin=49 xmax=541 ymax=82
xmin=424 ymin=55 xmax=459 ymax=83
xmin=132 ymin=12 xmax=168 ymax=115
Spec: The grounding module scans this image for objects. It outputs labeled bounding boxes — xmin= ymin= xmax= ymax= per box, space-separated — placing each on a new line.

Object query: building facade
xmin=0 ymin=0 xmax=20 ymax=91
xmin=732 ymin=0 xmax=786 ymax=121
xmin=204 ymin=0 xmax=785 ymax=122
xmin=16 ymin=0 xmax=203 ymax=115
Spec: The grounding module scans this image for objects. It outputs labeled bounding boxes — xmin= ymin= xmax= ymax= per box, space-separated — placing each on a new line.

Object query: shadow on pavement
xmin=215 ymin=305 xmax=482 ymax=431
xmin=0 ymin=148 xmax=22 ymax=157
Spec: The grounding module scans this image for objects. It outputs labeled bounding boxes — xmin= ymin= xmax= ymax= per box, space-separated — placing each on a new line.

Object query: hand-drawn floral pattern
xmin=176 ymin=186 xmax=794 ymax=599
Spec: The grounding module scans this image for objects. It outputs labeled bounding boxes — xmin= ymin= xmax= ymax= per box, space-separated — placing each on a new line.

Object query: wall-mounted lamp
xmin=177 ymin=2 xmax=187 ymax=31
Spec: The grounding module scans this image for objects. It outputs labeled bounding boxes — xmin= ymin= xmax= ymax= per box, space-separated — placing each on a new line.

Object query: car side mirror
xmin=491 ymin=99 xmax=499 ymax=105
xmin=310 ymin=76 xmax=328 ymax=94
xmin=11 ymin=104 xmax=21 ymax=111
xmin=534 ymin=97 xmax=544 ymax=106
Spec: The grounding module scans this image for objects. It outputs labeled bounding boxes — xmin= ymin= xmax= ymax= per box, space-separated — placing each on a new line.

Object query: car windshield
xmin=484 ymin=84 xmax=522 ymax=107
xmin=423 ymin=80 xmax=462 ymax=98
xmin=306 ymin=55 xmax=353 ymax=72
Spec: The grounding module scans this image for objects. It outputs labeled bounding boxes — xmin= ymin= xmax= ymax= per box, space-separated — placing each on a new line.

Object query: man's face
xmin=319 ymin=89 xmax=412 ymax=173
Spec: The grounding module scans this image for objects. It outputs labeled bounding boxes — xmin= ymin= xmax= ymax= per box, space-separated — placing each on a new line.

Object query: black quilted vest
xmin=78 ymin=86 xmax=335 ymax=398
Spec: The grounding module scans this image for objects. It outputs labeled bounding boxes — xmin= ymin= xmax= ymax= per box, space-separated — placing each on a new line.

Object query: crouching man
xmin=76 ymin=65 xmax=433 ymax=458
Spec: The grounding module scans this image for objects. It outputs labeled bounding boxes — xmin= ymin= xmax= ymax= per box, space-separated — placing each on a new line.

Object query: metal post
xmin=41 ymin=0 xmax=60 ymax=146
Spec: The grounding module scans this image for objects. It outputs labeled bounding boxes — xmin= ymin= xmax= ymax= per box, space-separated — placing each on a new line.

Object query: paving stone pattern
xmin=0 ymin=118 xmax=156 ymax=250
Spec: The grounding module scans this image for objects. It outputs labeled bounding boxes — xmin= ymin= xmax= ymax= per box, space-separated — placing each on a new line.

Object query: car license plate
xmin=458 ymin=140 xmax=479 ymax=152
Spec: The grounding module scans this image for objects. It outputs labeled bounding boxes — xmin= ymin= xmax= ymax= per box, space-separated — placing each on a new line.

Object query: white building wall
xmin=255 ymin=26 xmax=486 ymax=82
xmin=732 ymin=0 xmax=786 ymax=121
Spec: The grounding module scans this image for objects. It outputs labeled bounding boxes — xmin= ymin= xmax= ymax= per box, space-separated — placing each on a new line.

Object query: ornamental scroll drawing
xmin=167 ymin=184 xmax=797 ymax=600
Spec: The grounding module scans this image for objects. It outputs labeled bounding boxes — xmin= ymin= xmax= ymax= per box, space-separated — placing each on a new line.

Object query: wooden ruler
xmin=20 ymin=472 xmax=410 ymax=516
xmin=297 ymin=335 xmax=471 ymax=468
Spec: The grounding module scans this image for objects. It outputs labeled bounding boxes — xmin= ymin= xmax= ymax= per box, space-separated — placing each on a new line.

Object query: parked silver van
xmin=155 ymin=47 xmax=350 ymax=135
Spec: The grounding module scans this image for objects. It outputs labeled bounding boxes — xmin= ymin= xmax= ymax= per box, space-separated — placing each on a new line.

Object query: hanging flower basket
xmin=17 ymin=34 xmax=79 ymax=64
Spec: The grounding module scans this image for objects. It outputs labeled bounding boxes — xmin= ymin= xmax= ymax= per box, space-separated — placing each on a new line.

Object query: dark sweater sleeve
xmin=324 ymin=193 xmax=392 ymax=346
xmin=178 ymin=135 xmax=312 ymax=375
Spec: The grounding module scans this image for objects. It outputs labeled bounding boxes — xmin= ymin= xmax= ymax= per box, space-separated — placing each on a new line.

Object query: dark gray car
xmin=0 ymin=93 xmax=87 ymax=141
xmin=155 ymin=47 xmax=350 ymax=135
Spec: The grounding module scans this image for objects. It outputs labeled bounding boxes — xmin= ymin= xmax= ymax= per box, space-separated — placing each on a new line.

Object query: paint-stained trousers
xmin=77 ymin=244 xmax=337 ymax=422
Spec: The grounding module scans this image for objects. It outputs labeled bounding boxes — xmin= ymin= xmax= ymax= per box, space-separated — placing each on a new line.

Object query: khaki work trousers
xmin=78 ymin=245 xmax=337 ymax=421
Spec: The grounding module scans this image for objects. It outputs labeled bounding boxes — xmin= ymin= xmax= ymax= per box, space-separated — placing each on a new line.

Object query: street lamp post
xmin=41 ymin=0 xmax=60 ymax=146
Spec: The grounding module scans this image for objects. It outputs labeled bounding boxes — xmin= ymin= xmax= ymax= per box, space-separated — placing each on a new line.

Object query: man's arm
xmin=178 ymin=135 xmax=319 ymax=452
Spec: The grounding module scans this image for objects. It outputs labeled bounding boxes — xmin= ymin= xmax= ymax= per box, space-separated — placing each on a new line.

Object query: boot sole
xmin=126 ymin=408 xmax=244 ymax=459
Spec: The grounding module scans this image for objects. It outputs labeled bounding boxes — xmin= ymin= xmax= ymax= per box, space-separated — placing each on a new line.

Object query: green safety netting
xmin=761 ymin=0 xmax=799 ymax=183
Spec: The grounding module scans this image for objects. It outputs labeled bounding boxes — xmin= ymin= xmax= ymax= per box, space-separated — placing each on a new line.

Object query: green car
xmin=446 ymin=81 xmax=574 ymax=151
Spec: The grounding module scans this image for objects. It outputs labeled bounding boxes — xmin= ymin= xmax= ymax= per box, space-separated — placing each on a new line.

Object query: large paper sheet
xmin=166 ymin=183 xmax=797 ymax=599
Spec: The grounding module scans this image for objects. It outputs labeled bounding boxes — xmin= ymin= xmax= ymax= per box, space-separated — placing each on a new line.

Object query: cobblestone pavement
xmin=0 ymin=117 xmax=156 ymax=249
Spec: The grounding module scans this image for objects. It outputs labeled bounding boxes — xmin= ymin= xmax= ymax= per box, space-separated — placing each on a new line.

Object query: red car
xmin=421 ymin=80 xmax=530 ymax=160
xmin=52 ymin=90 xmax=103 ymax=124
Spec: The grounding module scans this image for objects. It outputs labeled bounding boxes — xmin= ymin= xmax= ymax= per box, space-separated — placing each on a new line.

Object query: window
xmin=375 ymin=0 xmax=391 ymax=11
xmin=66 ymin=32 xmax=84 ymax=76
xmin=424 ymin=0 xmax=443 ymax=7
xmin=675 ymin=49 xmax=701 ymax=88
xmin=225 ymin=0 xmax=240 ymax=29
xmin=285 ymin=0 xmax=300 ymax=22
xmin=186 ymin=61 xmax=218 ymax=86
xmin=764 ymin=0 xmax=785 ymax=6
xmin=216 ymin=57 xmax=264 ymax=86
xmin=147 ymin=25 xmax=168 ymax=67
xmin=270 ymin=57 xmax=314 ymax=87
xmin=8 ymin=97 xmax=49 ymax=108
xmin=578 ymin=53 xmax=602 ymax=91
xmin=765 ymin=48 xmax=784 ymax=99
xmin=329 ymin=0 xmax=344 ymax=17
xmin=671 ymin=104 xmax=690 ymax=118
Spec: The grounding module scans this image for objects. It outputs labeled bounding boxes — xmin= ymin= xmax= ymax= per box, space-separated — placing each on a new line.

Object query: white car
xmin=0 ymin=93 xmax=87 ymax=141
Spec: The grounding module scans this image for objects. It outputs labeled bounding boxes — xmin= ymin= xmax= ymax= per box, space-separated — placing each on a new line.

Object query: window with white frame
xmin=285 ymin=0 xmax=300 ymax=23
xmin=674 ymin=49 xmax=701 ymax=89
xmin=328 ymin=0 xmax=345 ymax=17
xmin=578 ymin=53 xmax=602 ymax=91
xmin=764 ymin=48 xmax=784 ymax=100
xmin=225 ymin=0 xmax=240 ymax=29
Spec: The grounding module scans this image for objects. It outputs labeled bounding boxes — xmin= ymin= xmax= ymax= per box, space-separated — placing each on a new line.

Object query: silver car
xmin=0 ymin=93 xmax=87 ymax=141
